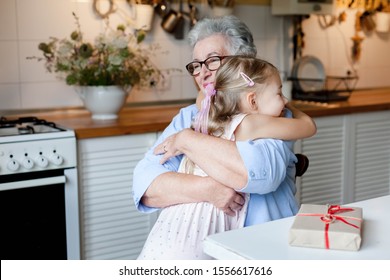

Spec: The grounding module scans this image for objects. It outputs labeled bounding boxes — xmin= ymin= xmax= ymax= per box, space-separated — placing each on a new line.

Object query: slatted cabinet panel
xmin=352 ymin=111 xmax=390 ymax=202
xmin=78 ymin=133 xmax=158 ymax=259
xmin=295 ymin=111 xmax=390 ymax=206
xmin=298 ymin=116 xmax=345 ymax=205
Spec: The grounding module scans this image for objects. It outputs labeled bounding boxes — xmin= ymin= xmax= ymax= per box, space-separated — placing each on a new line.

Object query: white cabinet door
xmin=349 ymin=111 xmax=390 ymax=202
xmin=78 ymin=133 xmax=158 ymax=260
xmin=295 ymin=111 xmax=390 ymax=205
xmin=296 ymin=116 xmax=345 ymax=205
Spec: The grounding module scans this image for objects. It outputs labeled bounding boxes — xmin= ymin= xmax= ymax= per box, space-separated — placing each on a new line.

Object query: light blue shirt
xmin=132 ymin=104 xmax=299 ymax=226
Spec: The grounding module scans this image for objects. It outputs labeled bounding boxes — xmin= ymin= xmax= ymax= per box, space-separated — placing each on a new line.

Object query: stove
xmin=0 ymin=116 xmax=80 ymax=260
xmin=0 ymin=116 xmax=76 ymax=175
xmin=0 ymin=116 xmax=75 ymax=140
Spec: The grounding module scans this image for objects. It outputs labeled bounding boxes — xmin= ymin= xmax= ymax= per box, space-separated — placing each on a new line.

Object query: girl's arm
xmin=235 ymin=103 xmax=317 ymax=141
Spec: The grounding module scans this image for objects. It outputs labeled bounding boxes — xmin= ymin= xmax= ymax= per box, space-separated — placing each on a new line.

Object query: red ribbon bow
xmin=298 ymin=204 xmax=361 ymax=249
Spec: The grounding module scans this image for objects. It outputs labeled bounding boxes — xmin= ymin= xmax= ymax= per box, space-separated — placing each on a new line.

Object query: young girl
xmin=137 ymin=56 xmax=316 ymax=260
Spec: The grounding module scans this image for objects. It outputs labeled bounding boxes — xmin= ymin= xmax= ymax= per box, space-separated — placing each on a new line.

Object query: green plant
xmin=28 ymin=13 xmax=163 ymax=88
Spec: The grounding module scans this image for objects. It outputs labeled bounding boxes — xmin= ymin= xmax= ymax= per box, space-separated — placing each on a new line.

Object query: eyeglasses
xmin=185 ymin=56 xmax=228 ymax=76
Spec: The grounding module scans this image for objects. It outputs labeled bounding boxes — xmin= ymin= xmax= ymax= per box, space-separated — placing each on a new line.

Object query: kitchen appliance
xmin=0 ymin=116 xmax=80 ymax=260
xmin=272 ymin=0 xmax=335 ymax=15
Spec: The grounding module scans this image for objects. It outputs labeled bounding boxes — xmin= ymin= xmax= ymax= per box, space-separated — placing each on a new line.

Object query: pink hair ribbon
xmin=193 ymin=83 xmax=216 ymax=134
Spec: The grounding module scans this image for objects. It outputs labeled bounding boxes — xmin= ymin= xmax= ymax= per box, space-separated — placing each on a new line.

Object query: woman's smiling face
xmin=191 ymin=34 xmax=231 ymax=101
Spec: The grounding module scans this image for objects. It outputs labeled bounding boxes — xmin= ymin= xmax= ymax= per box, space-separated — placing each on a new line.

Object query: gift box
xmin=288 ymin=204 xmax=363 ymax=251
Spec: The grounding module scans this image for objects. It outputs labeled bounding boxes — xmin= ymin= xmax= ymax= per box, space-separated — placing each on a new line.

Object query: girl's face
xmin=255 ymin=74 xmax=288 ymax=117
xmin=191 ymin=34 xmax=230 ymax=103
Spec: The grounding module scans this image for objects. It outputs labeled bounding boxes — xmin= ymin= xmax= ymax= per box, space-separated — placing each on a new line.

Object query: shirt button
xmin=248 ymin=140 xmax=254 ymax=145
xmin=249 ymin=171 xmax=255 ymax=178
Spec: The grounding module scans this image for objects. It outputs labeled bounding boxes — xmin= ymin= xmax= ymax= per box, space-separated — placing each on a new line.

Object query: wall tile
xmin=17 ymin=0 xmax=76 ymax=40
xmin=0 ymin=84 xmax=21 ymax=111
xmin=20 ymin=81 xmax=82 ymax=108
xmin=0 ymin=0 xmax=17 ymax=40
xmin=19 ymin=40 xmax=57 ymax=82
xmin=0 ymin=41 xmax=19 ymax=83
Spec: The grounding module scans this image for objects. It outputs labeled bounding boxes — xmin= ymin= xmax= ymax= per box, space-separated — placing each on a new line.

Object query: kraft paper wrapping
xmin=289 ymin=204 xmax=363 ymax=251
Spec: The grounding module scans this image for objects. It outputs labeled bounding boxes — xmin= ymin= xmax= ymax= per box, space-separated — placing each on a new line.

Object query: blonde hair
xmin=208 ymin=56 xmax=280 ymax=136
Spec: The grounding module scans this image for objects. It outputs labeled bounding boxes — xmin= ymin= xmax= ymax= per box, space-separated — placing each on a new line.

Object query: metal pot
xmin=161 ymin=9 xmax=181 ymax=33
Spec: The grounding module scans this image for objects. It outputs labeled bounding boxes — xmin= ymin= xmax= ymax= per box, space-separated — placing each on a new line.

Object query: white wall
xmin=0 ymin=0 xmax=389 ymax=112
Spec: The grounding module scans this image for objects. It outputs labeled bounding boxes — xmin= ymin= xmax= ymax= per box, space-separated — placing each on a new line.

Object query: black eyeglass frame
xmin=185 ymin=56 xmax=229 ymax=76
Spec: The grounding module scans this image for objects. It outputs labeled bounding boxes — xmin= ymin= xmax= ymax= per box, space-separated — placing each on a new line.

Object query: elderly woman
xmin=133 ymin=16 xmax=299 ymax=226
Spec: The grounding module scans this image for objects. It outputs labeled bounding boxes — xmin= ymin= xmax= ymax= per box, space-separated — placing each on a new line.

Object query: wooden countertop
xmin=38 ymin=103 xmax=192 ymax=139
xmin=292 ymin=88 xmax=390 ymax=117
xmin=4 ymin=88 xmax=390 ymax=139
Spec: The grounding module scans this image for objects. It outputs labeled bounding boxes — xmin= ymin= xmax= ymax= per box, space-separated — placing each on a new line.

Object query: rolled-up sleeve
xmin=132 ymin=104 xmax=197 ymax=213
xmin=236 ymin=139 xmax=293 ymax=195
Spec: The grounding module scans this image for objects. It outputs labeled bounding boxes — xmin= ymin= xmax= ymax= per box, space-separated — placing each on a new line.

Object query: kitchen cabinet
xmin=77 ymin=133 xmax=158 ymax=260
xmin=295 ymin=110 xmax=390 ymax=205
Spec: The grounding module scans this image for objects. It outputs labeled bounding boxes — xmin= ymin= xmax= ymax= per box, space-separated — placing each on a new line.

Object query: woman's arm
xmin=142 ymin=172 xmax=245 ymax=216
xmin=133 ymin=105 xmax=245 ymax=214
xmin=235 ymin=104 xmax=316 ymax=141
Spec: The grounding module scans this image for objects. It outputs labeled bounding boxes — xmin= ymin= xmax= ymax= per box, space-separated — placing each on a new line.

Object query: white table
xmin=203 ymin=195 xmax=390 ymax=259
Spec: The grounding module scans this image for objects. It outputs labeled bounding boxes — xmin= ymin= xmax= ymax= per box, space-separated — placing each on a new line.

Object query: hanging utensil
xmin=161 ymin=0 xmax=180 ymax=33
xmin=174 ymin=0 xmax=185 ymax=40
xmin=188 ymin=0 xmax=198 ymax=27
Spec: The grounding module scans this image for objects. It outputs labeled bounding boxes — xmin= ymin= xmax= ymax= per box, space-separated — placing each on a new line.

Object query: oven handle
xmin=0 ymin=175 xmax=66 ymax=191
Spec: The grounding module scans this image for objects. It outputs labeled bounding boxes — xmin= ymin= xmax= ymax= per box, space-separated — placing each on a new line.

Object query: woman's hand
xmin=206 ymin=176 xmax=245 ymax=216
xmin=154 ymin=129 xmax=192 ymax=164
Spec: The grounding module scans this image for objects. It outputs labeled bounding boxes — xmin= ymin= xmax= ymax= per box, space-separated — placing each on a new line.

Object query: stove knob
xmin=36 ymin=155 xmax=49 ymax=168
xmin=22 ymin=157 xmax=34 ymax=169
xmin=51 ymin=154 xmax=64 ymax=166
xmin=7 ymin=160 xmax=20 ymax=171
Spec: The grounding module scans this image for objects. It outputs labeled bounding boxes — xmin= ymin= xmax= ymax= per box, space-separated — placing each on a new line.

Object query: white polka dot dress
xmin=137 ymin=114 xmax=249 ymax=260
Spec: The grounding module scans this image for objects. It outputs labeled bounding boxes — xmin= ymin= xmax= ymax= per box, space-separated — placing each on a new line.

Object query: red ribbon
xmin=298 ymin=204 xmax=361 ymax=249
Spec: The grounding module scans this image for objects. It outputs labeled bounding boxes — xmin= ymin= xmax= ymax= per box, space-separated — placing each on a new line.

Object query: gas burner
xmin=0 ymin=116 xmax=66 ymax=137
xmin=0 ymin=116 xmax=74 ymax=143
xmin=18 ymin=126 xmax=34 ymax=135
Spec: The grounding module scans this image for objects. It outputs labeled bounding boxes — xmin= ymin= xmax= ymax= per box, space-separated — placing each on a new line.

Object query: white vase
xmin=75 ymin=86 xmax=129 ymax=120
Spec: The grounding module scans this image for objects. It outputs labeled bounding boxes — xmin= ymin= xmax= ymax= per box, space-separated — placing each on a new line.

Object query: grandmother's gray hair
xmin=187 ymin=15 xmax=257 ymax=57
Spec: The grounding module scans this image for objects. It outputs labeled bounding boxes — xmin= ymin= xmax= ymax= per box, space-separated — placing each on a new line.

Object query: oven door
xmin=0 ymin=168 xmax=80 ymax=260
